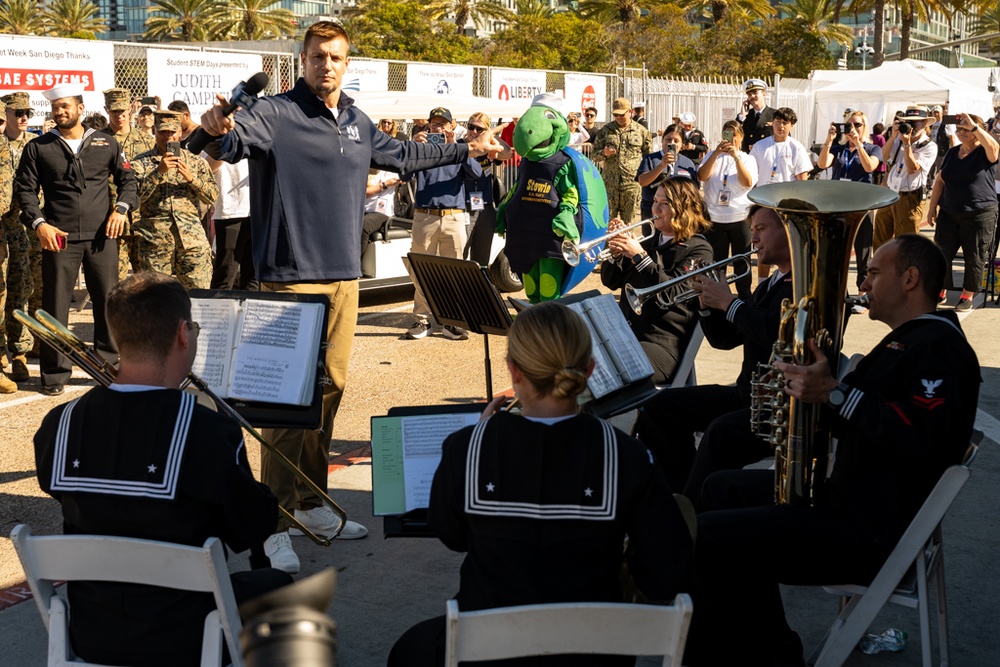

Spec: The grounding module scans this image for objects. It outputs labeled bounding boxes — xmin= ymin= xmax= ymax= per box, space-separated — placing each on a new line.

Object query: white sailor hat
xmin=680 ymin=112 xmax=696 ymax=124
xmin=43 ymin=83 xmax=86 ymax=102
xmin=530 ymin=93 xmax=567 ymax=116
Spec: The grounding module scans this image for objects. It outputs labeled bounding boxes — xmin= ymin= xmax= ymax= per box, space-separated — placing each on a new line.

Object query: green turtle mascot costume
xmin=496 ymin=94 xmax=609 ymax=303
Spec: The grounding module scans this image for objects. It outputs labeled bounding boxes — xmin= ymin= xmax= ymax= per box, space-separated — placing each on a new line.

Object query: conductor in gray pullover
xmin=202 ymin=20 xmax=507 ymax=573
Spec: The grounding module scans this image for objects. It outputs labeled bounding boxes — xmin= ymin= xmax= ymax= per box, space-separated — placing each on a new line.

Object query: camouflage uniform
xmin=130 ymin=112 xmax=218 ymax=290
xmin=104 ymin=88 xmax=155 ymax=281
xmin=590 ymin=104 xmax=651 ymax=224
xmin=1 ymin=92 xmax=40 ymax=365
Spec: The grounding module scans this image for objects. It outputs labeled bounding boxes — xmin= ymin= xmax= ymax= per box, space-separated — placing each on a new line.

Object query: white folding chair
xmin=10 ymin=524 xmax=243 ymax=667
xmin=444 ymin=595 xmax=693 ymax=667
xmin=668 ymin=321 xmax=703 ymax=389
xmin=808 ymin=432 xmax=982 ymax=667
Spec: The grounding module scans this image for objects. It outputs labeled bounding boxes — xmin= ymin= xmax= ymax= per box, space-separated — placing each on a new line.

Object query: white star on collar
xmin=584 ymin=487 xmax=594 ymax=497
xmin=148 ymin=464 xmax=157 ymax=473
xmin=72 ymin=459 xmax=80 ymax=468
xmin=486 ymin=482 xmax=495 ymax=492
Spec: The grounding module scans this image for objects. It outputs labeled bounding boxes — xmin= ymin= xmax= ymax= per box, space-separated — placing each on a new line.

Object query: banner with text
xmin=406 ymin=63 xmax=473 ymax=97
xmin=0 ymin=35 xmax=114 ymax=123
xmin=490 ymin=68 xmax=547 ymax=103
xmin=147 ymin=48 xmax=263 ymax=121
xmin=564 ymin=73 xmax=608 ymax=122
xmin=344 ymin=60 xmax=389 ymax=93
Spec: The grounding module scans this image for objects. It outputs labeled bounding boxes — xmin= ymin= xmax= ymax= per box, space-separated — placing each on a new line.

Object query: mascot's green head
xmin=513 ymin=93 xmax=571 ymax=162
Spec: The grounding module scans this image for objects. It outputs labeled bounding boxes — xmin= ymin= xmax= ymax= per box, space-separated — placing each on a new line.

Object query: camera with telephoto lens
xmin=897 ymin=121 xmax=912 ymax=135
xmin=241 ymin=568 xmax=337 ymax=666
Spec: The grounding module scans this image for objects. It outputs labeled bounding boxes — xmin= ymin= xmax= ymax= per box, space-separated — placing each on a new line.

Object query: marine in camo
xmin=104 ymin=88 xmax=155 ymax=281
xmin=130 ymin=111 xmax=218 ymax=290
xmin=590 ymin=97 xmax=651 ymax=224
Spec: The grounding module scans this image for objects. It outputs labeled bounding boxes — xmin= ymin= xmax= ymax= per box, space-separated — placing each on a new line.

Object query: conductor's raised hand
xmin=467 ymin=122 xmax=509 ymax=159
xmin=773 ymin=339 xmax=838 ymax=403
xmin=200 ymin=93 xmax=237 ymax=136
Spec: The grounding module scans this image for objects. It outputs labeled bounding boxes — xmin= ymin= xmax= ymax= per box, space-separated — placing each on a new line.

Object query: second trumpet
xmin=625 ymin=250 xmax=756 ymax=315
xmin=561 ymin=218 xmax=656 ymax=267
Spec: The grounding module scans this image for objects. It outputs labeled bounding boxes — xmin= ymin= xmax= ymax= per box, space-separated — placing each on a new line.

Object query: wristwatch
xmin=631 ymin=252 xmax=645 ymax=266
xmin=828 ymin=382 xmax=851 ymax=408
xmin=115 ymin=203 xmax=129 ymax=215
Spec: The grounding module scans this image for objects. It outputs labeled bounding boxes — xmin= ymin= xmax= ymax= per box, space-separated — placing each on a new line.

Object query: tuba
xmin=748 ymin=182 xmax=898 ymax=506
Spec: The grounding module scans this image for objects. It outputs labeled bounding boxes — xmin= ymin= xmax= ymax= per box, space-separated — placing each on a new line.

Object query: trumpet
xmin=625 ymin=250 xmax=756 ymax=315
xmin=14 ymin=308 xmax=348 ymax=546
xmin=561 ymin=218 xmax=656 ymax=267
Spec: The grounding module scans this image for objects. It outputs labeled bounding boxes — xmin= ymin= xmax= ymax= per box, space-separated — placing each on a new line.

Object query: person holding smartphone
xmin=129 ymin=110 xmax=219 ymax=290
xmin=698 ymin=120 xmax=758 ymax=300
xmin=635 ymin=124 xmax=697 ymax=222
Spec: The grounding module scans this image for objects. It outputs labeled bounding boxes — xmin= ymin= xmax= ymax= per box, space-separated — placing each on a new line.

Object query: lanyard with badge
xmin=771 ymin=144 xmax=788 ymax=180
xmin=718 ymin=155 xmax=733 ymax=206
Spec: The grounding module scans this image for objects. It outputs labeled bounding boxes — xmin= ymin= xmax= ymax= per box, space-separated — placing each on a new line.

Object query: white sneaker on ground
xmin=440 ymin=325 xmax=469 ymax=340
xmin=405 ymin=321 xmax=432 ymax=339
xmin=263 ymin=532 xmax=300 ymax=574
xmin=289 ymin=506 xmax=369 ymax=540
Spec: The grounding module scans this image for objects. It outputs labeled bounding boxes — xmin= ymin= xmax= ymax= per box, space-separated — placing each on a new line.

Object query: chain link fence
xmin=112 ymin=42 xmax=294 ymax=99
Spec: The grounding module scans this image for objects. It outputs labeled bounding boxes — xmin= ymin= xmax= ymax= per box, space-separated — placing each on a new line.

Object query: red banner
xmin=0 ymin=69 xmax=95 ymax=91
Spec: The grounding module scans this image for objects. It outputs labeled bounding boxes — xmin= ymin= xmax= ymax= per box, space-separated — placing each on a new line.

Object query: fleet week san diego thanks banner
xmin=0 ymin=35 xmax=114 ymax=123
xmin=146 ymin=48 xmax=263 ymax=121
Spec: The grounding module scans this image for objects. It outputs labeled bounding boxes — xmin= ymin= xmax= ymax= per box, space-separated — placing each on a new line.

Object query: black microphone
xmin=187 ymin=71 xmax=269 ymax=154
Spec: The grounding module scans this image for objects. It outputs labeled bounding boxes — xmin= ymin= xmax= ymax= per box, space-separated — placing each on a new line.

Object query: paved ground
xmin=2 ymin=253 xmax=999 ymax=666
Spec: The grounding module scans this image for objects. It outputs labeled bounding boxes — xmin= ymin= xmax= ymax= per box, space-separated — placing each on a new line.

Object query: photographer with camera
xmin=876 ymin=105 xmax=938 ymax=252
xmin=405 ymin=106 xmax=485 ymax=341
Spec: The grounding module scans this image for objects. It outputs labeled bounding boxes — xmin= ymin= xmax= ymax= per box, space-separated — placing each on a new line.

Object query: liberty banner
xmin=490 ymin=68 xmax=547 ymax=103
xmin=0 ymin=35 xmax=114 ymax=124
xmin=147 ymin=48 xmax=263 ymax=121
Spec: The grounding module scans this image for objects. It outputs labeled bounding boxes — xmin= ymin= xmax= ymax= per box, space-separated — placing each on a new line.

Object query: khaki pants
xmin=410 ymin=210 xmax=468 ymax=322
xmin=260 ymin=279 xmax=359 ymax=531
xmin=874 ymin=191 xmax=923 ymax=251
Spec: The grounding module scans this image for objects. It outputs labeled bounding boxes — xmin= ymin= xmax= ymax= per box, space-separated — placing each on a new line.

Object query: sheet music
xmin=228 ymin=299 xmax=324 ymax=405
xmin=568 ymin=294 xmax=654 ymax=399
xmin=402 ymin=414 xmax=476 ymax=511
xmin=190 ymin=299 xmax=240 ymax=397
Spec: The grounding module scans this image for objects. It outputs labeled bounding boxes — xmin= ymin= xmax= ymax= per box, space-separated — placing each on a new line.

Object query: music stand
xmin=406 ymin=253 xmax=513 ymax=401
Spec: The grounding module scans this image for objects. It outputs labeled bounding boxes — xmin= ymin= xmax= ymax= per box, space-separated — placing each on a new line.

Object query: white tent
xmin=811 ymin=60 xmax=994 ymax=144
xmin=349 ymin=91 xmax=532 ymax=124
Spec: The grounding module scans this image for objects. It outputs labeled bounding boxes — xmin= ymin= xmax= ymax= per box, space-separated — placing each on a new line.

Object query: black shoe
xmin=41 ymin=384 xmax=64 ymax=396
xmin=955 ymin=297 xmax=974 ymax=312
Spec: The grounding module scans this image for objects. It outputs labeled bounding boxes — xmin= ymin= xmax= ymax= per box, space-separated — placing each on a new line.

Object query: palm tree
xmin=515 ymin=0 xmax=555 ymax=19
xmin=208 ymin=0 xmax=296 ymax=40
xmin=577 ymin=0 xmax=653 ymax=25
xmin=44 ymin=0 xmax=106 ymax=38
xmin=677 ymin=0 xmax=775 ymax=25
xmin=896 ymin=0 xmax=952 ymax=60
xmin=143 ymin=0 xmax=215 ymax=41
xmin=969 ymin=1 xmax=1000 ymax=53
xmin=781 ymin=0 xmax=854 ymax=46
xmin=422 ymin=0 xmax=513 ymax=34
xmin=0 ymin=0 xmax=48 ymax=34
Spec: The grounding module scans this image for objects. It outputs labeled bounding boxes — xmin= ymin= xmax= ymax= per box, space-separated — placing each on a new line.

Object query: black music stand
xmin=407 ymin=253 xmax=513 ymax=401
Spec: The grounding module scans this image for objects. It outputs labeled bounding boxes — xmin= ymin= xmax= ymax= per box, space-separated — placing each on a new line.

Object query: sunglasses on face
xmin=467 ymin=125 xmax=486 ymax=132
xmin=585 ymin=113 xmax=596 ymax=118
xmin=848 ymin=121 xmax=863 ymax=128
xmin=15 ymin=109 xmax=33 ymax=118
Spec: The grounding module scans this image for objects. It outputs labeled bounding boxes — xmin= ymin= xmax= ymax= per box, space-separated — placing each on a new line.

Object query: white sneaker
xmin=289 ymin=506 xmax=369 ymax=540
xmin=263 ymin=532 xmax=300 ymax=574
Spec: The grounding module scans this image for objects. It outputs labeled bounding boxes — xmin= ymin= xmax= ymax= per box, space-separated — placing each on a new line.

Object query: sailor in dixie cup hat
xmin=42 ymin=83 xmax=86 ymax=103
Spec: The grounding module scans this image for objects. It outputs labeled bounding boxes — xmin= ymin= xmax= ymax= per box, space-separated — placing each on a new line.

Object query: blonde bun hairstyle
xmin=507 ymin=302 xmax=592 ymax=400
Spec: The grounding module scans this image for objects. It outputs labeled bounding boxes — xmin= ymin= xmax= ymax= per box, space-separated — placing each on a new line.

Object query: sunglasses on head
xmin=15 ymin=109 xmax=33 ymax=118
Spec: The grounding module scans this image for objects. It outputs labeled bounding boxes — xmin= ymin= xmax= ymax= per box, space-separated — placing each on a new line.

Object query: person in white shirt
xmin=699 ymin=120 xmax=758 ymax=299
xmin=361 ymin=169 xmax=402 ymax=271
xmin=205 ymin=157 xmax=253 ymax=289
xmin=876 ymin=105 xmax=938 ymax=251
xmin=748 ymin=107 xmax=812 ymax=187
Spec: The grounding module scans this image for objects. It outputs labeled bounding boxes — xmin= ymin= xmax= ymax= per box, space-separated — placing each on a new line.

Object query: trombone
xmin=625 ymin=250 xmax=756 ymax=315
xmin=14 ymin=308 xmax=348 ymax=546
xmin=561 ymin=217 xmax=657 ymax=267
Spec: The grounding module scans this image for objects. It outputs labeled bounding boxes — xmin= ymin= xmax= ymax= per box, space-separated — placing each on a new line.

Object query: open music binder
xmin=188 ymin=289 xmax=328 ymax=430
xmin=372 ymin=403 xmax=486 ymax=538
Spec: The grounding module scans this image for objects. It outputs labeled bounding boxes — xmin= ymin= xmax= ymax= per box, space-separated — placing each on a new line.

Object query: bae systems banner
xmin=406 ymin=63 xmax=474 ymax=97
xmin=343 ymin=60 xmax=389 ymax=93
xmin=564 ymin=73 xmax=607 ymax=122
xmin=0 ymin=35 xmax=114 ymax=123
xmin=490 ymin=68 xmax=547 ymax=103
xmin=147 ymin=48 xmax=262 ymax=121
